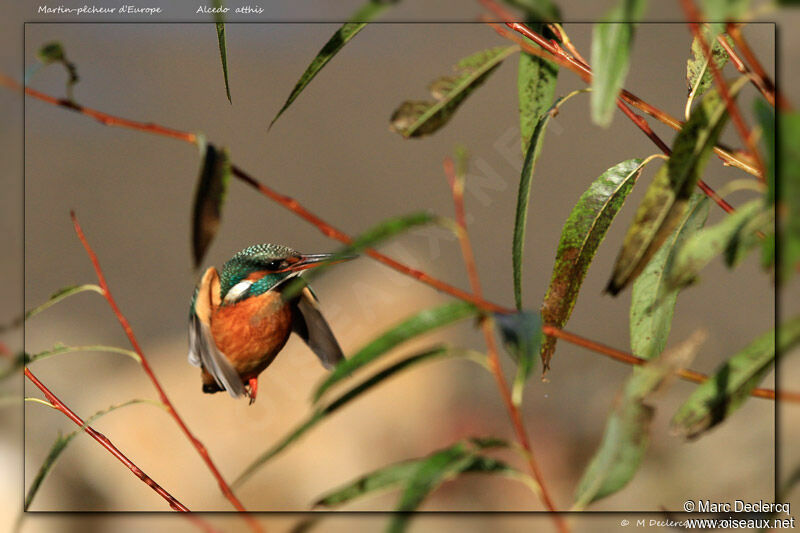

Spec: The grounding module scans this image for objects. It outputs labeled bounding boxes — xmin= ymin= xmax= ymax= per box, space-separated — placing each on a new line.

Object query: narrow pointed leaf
xmin=630 ymin=194 xmax=709 ymax=361
xmin=590 ymin=0 xmax=647 ymax=127
xmin=212 ymin=0 xmax=232 ymax=103
xmin=685 ymin=29 xmax=732 ymax=118
xmin=2 ymin=282 xmax=104 ymax=335
xmin=517 ymin=24 xmax=559 ymax=154
xmin=279 ymin=211 xmax=443 ymax=301
xmin=776 ymin=110 xmax=800 ymax=283
xmin=27 ymin=343 xmax=141 ymax=365
xmin=316 ymin=438 xmax=514 ymax=509
xmin=191 ymin=143 xmax=231 ymax=268
xmin=672 ymin=317 xmax=800 ymax=439
xmin=313 ymin=302 xmax=479 ymax=402
xmin=390 ymin=46 xmax=519 ymax=138
xmin=314 ymin=438 xmax=526 ymax=533
xmin=390 ymin=445 xmax=512 ymax=533
xmin=540 ymin=158 xmax=649 ymax=370
xmin=513 ymin=89 xmax=589 ymax=309
xmin=724 ymin=204 xmax=774 ymax=268
xmin=667 ymin=198 xmax=763 ymax=290
xmin=574 ymin=331 xmax=704 ymax=508
xmin=234 ymin=346 xmax=470 ymax=487
xmin=270 ymin=0 xmax=394 ymax=128
xmin=754 ymin=100 xmax=775 ymax=271
xmin=501 ymin=0 xmax=560 ymax=21
xmin=25 ymin=398 xmax=165 ymax=510
xmin=26 ymin=284 xmax=104 ymax=324
xmin=36 ymin=41 xmax=79 ymax=100
xmin=494 ymin=311 xmax=542 ymax=405
xmin=606 ymin=80 xmax=747 ymax=295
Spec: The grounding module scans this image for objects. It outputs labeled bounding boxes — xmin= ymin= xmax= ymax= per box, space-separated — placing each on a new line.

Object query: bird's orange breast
xmin=210 ymin=291 xmax=293 ymax=379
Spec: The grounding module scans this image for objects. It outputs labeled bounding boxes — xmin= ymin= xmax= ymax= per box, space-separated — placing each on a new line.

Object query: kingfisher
xmin=188 ymin=243 xmax=352 ymax=404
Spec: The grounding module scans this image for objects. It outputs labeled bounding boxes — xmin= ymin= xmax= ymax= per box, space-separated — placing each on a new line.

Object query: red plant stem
xmin=24 ymin=368 xmax=192 ymax=514
xmin=6 ymin=75 xmax=794 ymax=404
xmin=69 ymin=213 xmax=263 ymax=533
xmin=714 ymin=32 xmax=775 ymax=107
xmin=542 ymin=326 xmax=788 ymax=401
xmin=481 ymin=11 xmax=761 ymax=179
xmin=726 ymin=23 xmax=789 ymax=111
xmin=231 ymin=165 xmax=508 ymax=314
xmin=487 ymin=22 xmax=752 ymax=206
xmin=681 ymin=0 xmax=767 ymax=183
xmin=444 ymin=158 xmax=568 ymax=531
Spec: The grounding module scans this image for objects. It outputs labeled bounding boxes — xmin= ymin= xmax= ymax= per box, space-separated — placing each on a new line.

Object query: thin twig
xmin=483 ymin=18 xmax=740 ymax=214
xmin=714 ymin=32 xmax=775 ymax=107
xmin=476 ymin=1 xmax=761 ymax=179
xmin=444 ymin=157 xmax=569 ymax=532
xmin=69 ymin=212 xmax=263 ymax=533
xmin=24 ymin=368 xmax=193 ymax=514
xmin=726 ymin=23 xmax=789 ymax=110
xmin=542 ymin=326 xmax=788 ymax=401
xmin=681 ymin=0 xmax=767 ymax=182
xmin=7 ymin=75 xmax=795 ymax=403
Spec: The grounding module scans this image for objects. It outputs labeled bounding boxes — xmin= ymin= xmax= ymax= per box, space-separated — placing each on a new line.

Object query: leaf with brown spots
xmin=540 ymin=158 xmax=650 ymax=372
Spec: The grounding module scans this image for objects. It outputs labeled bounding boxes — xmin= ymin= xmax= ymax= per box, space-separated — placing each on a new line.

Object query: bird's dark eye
xmin=266 ymin=260 xmax=283 ymax=270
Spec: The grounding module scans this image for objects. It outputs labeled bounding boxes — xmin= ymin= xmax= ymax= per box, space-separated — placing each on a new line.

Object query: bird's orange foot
xmin=247 ymin=377 xmax=258 ymax=405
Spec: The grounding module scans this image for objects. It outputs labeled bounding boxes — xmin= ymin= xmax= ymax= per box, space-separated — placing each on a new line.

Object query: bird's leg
xmin=248 ymin=377 xmax=258 ymax=405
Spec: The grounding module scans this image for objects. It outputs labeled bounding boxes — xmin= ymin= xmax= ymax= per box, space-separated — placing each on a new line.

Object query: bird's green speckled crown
xmin=219 ymin=243 xmax=297 ymax=298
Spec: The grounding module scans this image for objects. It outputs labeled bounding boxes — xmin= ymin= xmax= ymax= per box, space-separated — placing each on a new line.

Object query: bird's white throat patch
xmin=223 ymin=280 xmax=254 ymax=303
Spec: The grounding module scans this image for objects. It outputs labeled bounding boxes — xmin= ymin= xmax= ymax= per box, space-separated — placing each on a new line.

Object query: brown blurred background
xmin=2 ymin=1 xmax=797 ymax=532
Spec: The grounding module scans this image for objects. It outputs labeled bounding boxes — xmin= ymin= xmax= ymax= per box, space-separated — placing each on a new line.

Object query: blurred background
xmin=1 ymin=1 xmax=796 ymax=532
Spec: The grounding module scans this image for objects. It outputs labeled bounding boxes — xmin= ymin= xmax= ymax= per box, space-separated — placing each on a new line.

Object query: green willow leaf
xmin=191 ymin=143 xmax=231 ymax=269
xmin=672 ymin=317 xmax=800 ymax=439
xmin=212 ymin=0 xmax=232 ymax=103
xmin=517 ymin=24 xmax=559 ymax=155
xmin=234 ymin=346 xmax=474 ymax=487
xmin=574 ymin=331 xmax=704 ymax=508
xmin=699 ymin=0 xmax=750 ymax=24
xmin=667 ymin=198 xmax=763 ymax=290
xmin=389 ymin=443 xmax=518 ymax=533
xmin=312 ymin=437 xmax=526 ymax=533
xmin=25 ymin=398 xmax=165 ymax=510
xmin=390 ymin=46 xmax=519 ymax=138
xmin=313 ymin=302 xmax=480 ymax=403
xmin=316 ymin=438 xmax=517 ymax=512
xmin=590 ymin=0 xmax=647 ymax=127
xmin=501 ymin=0 xmax=560 ymax=21
xmin=540 ymin=157 xmax=651 ymax=370
xmin=724 ymin=204 xmax=774 ymax=268
xmin=36 ymin=41 xmax=79 ymax=101
xmin=270 ymin=0 xmax=394 ymax=129
xmin=630 ymin=194 xmax=709 ymax=361
xmin=1 ymin=283 xmax=105 ymax=334
xmin=513 ymin=89 xmax=589 ymax=310
xmin=27 ymin=343 xmax=141 ymax=365
xmin=494 ymin=311 xmax=543 ymax=405
xmin=685 ymin=29 xmax=732 ymax=119
xmin=28 ymin=284 xmax=104 ymax=323
xmin=777 ymin=110 xmax=800 ymax=283
xmin=279 ymin=211 xmax=444 ymax=301
xmin=606 ymin=79 xmax=747 ymax=295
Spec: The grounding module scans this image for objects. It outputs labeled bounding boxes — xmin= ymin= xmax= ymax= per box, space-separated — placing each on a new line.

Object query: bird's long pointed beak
xmin=286 ymin=252 xmax=357 ymax=273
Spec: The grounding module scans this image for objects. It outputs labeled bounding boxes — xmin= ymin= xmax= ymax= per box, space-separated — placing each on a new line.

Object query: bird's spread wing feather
xmin=188 ymin=267 xmax=246 ymax=398
xmin=290 ymin=285 xmax=345 ymax=370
